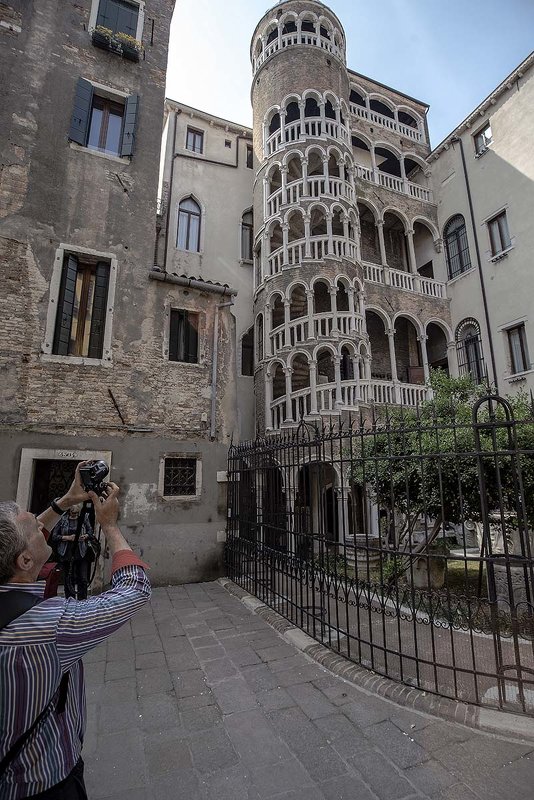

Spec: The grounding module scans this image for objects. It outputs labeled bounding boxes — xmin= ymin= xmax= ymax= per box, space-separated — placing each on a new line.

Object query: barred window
xmin=444 ymin=215 xmax=471 ymax=279
xmin=163 ymin=457 xmax=199 ymax=496
xmin=456 ymin=318 xmax=485 ymax=384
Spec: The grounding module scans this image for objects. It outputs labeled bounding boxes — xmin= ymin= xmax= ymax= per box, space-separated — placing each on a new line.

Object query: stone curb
xmin=218 ymin=577 xmax=534 ymax=743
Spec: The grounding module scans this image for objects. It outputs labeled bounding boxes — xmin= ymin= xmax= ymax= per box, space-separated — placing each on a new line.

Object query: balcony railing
xmin=253 ymin=31 xmax=344 ymax=73
xmin=266 ymin=118 xmax=349 ymax=157
xmin=266 ymin=176 xmax=354 ymax=218
xmin=363 ymin=261 xmax=446 ymax=299
xmin=355 ymin=164 xmax=433 ymax=203
xmin=270 ymin=312 xmax=364 ymax=353
xmin=350 ymin=103 xmax=423 ymax=143
xmin=267 ymin=235 xmax=357 ymax=277
xmin=270 ymin=379 xmax=430 ymax=428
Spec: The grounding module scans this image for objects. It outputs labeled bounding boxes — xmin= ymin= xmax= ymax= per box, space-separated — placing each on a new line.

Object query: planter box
xmin=91 ymin=29 xmax=113 ymax=50
xmin=120 ymin=43 xmax=141 ymax=62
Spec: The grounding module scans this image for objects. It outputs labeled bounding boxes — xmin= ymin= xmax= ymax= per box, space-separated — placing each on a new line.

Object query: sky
xmin=165 ymin=0 xmax=534 ymax=148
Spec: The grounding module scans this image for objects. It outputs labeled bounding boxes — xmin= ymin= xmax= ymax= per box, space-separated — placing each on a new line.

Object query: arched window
xmin=456 ymin=318 xmax=485 ymax=383
xmin=177 ymin=197 xmax=201 ymax=252
xmin=444 ymin=215 xmax=471 ymax=279
xmin=241 ymin=210 xmax=253 ymax=261
xmin=241 ymin=326 xmax=254 ymax=376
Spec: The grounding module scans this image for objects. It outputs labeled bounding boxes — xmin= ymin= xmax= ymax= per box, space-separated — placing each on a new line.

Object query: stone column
xmin=334 ymin=354 xmax=343 ymax=409
xmin=387 ymin=328 xmax=400 ymax=403
xmin=400 ymin=157 xmax=409 ymax=194
xmin=262 ymin=231 xmax=269 ymax=278
xmin=282 ymin=222 xmax=289 ymax=265
xmin=306 ymin=289 xmax=315 ymax=340
xmin=418 ymin=334 xmax=430 ymax=383
xmin=405 ymin=227 xmax=421 ymax=291
xmin=283 ymin=299 xmax=291 ymax=349
xmin=326 ymin=213 xmax=334 ymax=258
xmin=447 ymin=341 xmax=458 ymax=378
xmin=301 ymin=157 xmax=309 ymax=195
xmin=329 ymin=285 xmax=338 ymax=335
xmin=376 ymin=220 xmax=390 ymax=284
xmin=299 ymin=100 xmax=306 ymax=136
xmin=370 ymin=147 xmax=378 ymax=183
xmin=265 ymin=369 xmax=273 ymax=430
xmin=284 ymin=366 xmax=293 ymax=422
xmin=347 ymin=287 xmax=356 ymax=333
xmin=281 ymin=165 xmax=288 ymax=206
xmin=263 ymin=176 xmax=269 ymax=219
xmin=322 ymin=154 xmax=329 ymax=196
xmin=264 ymin=302 xmax=272 ymax=357
xmin=304 ymin=214 xmax=311 ymax=258
xmin=279 ymin=109 xmax=286 ymax=147
xmin=309 ymin=360 xmax=319 ymax=414
xmin=318 ymin=101 xmax=325 ymax=136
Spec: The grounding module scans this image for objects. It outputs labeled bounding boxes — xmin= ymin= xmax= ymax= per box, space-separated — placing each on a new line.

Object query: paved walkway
xmin=84 ymin=582 xmax=534 ymax=800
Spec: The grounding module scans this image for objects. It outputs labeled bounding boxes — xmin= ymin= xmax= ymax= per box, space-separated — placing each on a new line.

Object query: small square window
xmin=186 ymin=127 xmax=204 ymax=154
xmin=246 ymin=144 xmax=253 ymax=169
xmin=225 ymin=139 xmax=232 ymax=148
xmin=474 ymin=122 xmax=492 ymax=155
xmin=169 ymin=309 xmax=199 ymax=363
xmin=488 ymin=210 xmax=511 ymax=256
xmin=163 ymin=457 xmax=199 ymax=497
xmin=507 ymin=324 xmax=530 ymax=374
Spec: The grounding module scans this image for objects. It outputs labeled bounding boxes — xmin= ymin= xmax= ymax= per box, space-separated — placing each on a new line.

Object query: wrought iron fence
xmin=226 ymin=394 xmax=534 ymax=715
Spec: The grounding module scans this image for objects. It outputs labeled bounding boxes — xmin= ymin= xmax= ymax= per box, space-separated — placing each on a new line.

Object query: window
xmin=474 ymin=122 xmax=492 ymax=155
xmin=169 ymin=309 xmax=199 ymax=363
xmin=97 ymin=0 xmax=138 ymax=36
xmin=507 ymin=324 xmax=530 ymax=374
xmin=488 ymin=211 xmax=511 ymax=256
xmin=456 ymin=318 xmax=485 ymax=383
xmin=241 ymin=210 xmax=253 ymax=261
xmin=69 ymin=78 xmax=138 ymax=158
xmin=444 ymin=215 xmax=472 ymax=279
xmin=177 ymin=197 xmax=201 ymax=252
xmin=241 ymin=327 xmax=254 ymax=376
xmin=162 ymin=456 xmax=200 ymax=497
xmin=186 ymin=127 xmax=204 ymax=154
xmin=52 ymin=254 xmax=110 ymax=359
xmin=246 ymin=144 xmax=253 ymax=169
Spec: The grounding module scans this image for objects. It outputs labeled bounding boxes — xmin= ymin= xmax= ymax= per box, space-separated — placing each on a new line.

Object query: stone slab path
xmin=83 ymin=582 xmax=534 ymax=800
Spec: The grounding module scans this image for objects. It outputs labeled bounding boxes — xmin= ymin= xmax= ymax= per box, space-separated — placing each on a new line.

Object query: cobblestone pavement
xmin=84 ymin=582 xmax=534 ymax=800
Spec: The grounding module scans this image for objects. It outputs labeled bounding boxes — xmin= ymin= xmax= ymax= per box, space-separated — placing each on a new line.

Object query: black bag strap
xmin=0 ymin=591 xmax=70 ymax=779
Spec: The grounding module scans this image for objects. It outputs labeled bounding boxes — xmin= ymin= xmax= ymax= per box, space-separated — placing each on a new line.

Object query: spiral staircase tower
xmin=251 ymin=0 xmax=368 ymax=433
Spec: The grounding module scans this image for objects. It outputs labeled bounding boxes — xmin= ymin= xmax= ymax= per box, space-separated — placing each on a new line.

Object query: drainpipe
xmin=211 ymin=299 xmax=235 ymax=441
xmin=450 ymin=135 xmax=499 ymax=392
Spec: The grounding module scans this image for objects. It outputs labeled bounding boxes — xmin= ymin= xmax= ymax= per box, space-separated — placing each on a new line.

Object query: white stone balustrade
xmin=266 ymin=118 xmax=350 ymax=156
xmin=266 ymin=234 xmax=357 ymax=277
xmin=266 ymin=177 xmax=354 ymax=218
xmin=350 ymin=103 xmax=423 ymax=143
xmin=269 ymin=310 xmax=363 ymax=355
xmin=253 ymin=31 xmax=344 ymax=74
xmin=354 ymin=162 xmax=433 ymax=202
xmin=363 ymin=262 xmax=446 ymax=299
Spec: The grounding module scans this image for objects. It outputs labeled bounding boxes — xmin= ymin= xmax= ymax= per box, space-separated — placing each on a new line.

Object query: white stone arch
xmin=266 ymin=288 xmax=284 ymax=307
xmin=281 ymin=91 xmax=302 ymax=110
xmin=324 ymin=89 xmax=340 ymax=109
xmin=381 ymin=206 xmax=410 ymax=231
xmin=330 ymin=201 xmax=346 ymax=218
xmin=313 ymin=341 xmax=338 ymax=360
xmin=349 ymin=82 xmax=368 ymax=101
xmin=425 ymin=318 xmax=453 ymax=342
xmin=368 ymin=92 xmax=396 ymax=114
xmin=265 ymin=160 xmax=283 ymax=180
xmin=402 ymin=151 xmax=428 ymax=172
xmin=310 ymin=274 xmax=334 ymax=291
xmin=339 ymin=98 xmax=350 ymax=121
xmin=288 ymin=348 xmax=312 ymax=368
xmin=351 ymin=129 xmax=374 ymax=151
xmin=298 ymin=10 xmax=319 ymax=28
xmin=286 ymin=278 xmax=310 ymax=301
xmin=373 ymin=140 xmax=403 ymax=160
xmin=365 ymin=304 xmax=392 ymax=331
xmin=283 ymin=206 xmax=306 ymax=227
xmin=334 ymin=273 xmax=352 ymax=289
xmin=326 ymin=143 xmax=344 ymax=165
xmin=318 ymin=15 xmax=334 ymax=35
xmin=265 ymin=216 xmax=283 ymax=237
xmin=392 ymin=311 xmax=424 ymax=336
xmin=353 ymin=275 xmax=364 ymax=293
xmin=356 ymin=197 xmax=381 ymax=223
xmin=296 ymin=453 xmax=343 ymax=488
xmin=302 ymin=88 xmax=324 ymax=104
xmin=411 ymin=215 xmax=440 ymax=241
xmin=282 ymin=149 xmax=305 ymax=169
xmin=338 ymin=339 xmax=358 ymax=357
xmin=305 ymin=143 xmax=328 ymax=163
xmin=280 ymin=9 xmax=298 ymax=27
xmin=307 ymin=200 xmax=330 ymax=217
xmin=397 ymin=104 xmax=423 ymax=127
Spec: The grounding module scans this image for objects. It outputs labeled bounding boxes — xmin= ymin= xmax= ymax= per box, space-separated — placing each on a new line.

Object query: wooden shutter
xmin=69 ymin=78 xmax=93 ymax=146
xmin=88 ymin=261 xmax=110 ymax=359
xmin=120 ymin=94 xmax=139 ymax=157
xmin=53 ymin=255 xmax=79 ymax=355
xmin=185 ymin=314 xmax=199 ymax=363
xmin=169 ymin=309 xmax=181 ymax=362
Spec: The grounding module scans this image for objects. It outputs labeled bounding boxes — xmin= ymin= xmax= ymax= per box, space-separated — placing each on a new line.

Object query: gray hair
xmin=0 ymin=502 xmax=27 ymax=583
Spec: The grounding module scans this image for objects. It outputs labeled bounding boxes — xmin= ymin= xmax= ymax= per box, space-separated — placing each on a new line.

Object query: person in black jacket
xmin=51 ymin=504 xmax=97 ymax=599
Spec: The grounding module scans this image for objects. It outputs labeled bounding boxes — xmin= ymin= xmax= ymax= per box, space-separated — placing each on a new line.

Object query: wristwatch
xmin=50 ymin=498 xmax=67 ymax=515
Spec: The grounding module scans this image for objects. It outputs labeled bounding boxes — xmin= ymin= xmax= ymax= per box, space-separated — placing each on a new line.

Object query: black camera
xmin=79 ymin=460 xmax=109 ymax=496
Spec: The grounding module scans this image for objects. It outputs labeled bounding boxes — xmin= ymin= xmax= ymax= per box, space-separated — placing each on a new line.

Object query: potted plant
xmin=114 ymin=31 xmax=143 ymax=62
xmin=91 ymin=25 xmax=113 ymax=50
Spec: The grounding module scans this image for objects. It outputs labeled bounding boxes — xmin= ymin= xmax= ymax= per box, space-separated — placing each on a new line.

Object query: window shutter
xmin=185 ymin=315 xmax=198 ymax=363
xmin=88 ymin=261 xmax=110 ymax=359
xmin=169 ymin=309 xmax=180 ymax=361
xmin=69 ymin=78 xmax=93 ymax=146
xmin=53 ymin=255 xmax=79 ymax=355
xmin=120 ymin=94 xmax=139 ymax=157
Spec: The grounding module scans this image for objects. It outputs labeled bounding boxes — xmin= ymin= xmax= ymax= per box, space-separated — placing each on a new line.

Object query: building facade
xmin=428 ymin=53 xmax=534 ymax=395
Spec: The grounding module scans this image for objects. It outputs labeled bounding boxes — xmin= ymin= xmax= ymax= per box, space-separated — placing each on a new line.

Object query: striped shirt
xmin=0 ymin=556 xmax=150 ymax=799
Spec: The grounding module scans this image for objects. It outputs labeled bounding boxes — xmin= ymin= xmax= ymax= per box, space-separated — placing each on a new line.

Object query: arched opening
xmin=285 ymin=101 xmax=300 ymax=124
xmin=286 ymin=154 xmax=302 ymax=182
xmin=256 ymin=314 xmax=264 ymax=362
xmin=366 ymin=311 xmax=390 ymax=380
xmin=304 ymin=97 xmax=321 ymax=117
xmin=395 ymin=317 xmax=423 ymax=384
xmin=369 ymin=98 xmax=394 ymax=119
xmin=426 ymin=323 xmax=449 ymax=374
xmin=325 ymin=99 xmax=336 ymax=120
xmin=254 ymin=39 xmax=263 ymax=59
xmin=289 ymin=284 xmax=307 ymax=320
xmin=301 ymin=16 xmax=316 ymax=34
xmin=358 ymin=203 xmax=380 ymax=263
xmin=337 ymin=281 xmax=349 ymax=311
xmin=266 ymin=24 xmax=278 ymax=45
xmin=241 ymin=326 xmax=254 ymax=376
xmin=340 ymin=345 xmax=354 ymax=381
xmin=282 ymin=19 xmax=297 ymax=34
xmin=317 ymin=347 xmax=335 ymax=384
xmin=291 ymin=354 xmax=310 ymax=391
xmin=405 ymin=157 xmax=426 ymax=187
xmin=383 ymin=211 xmax=408 ymax=271
xmin=456 ymin=318 xmax=485 ymax=383
xmin=262 ymin=464 xmax=287 ymax=552
xmin=331 ymin=209 xmax=344 ymax=237
xmin=319 ymin=24 xmax=331 ymax=40
xmin=269 ymin=221 xmax=283 ymax=254
xmin=269 ymin=165 xmax=282 ymax=195
xmin=177 ymin=197 xmax=201 ymax=252
xmin=398 ymin=109 xmax=418 ymax=129
xmin=375 ymin=146 xmax=401 ymax=178
xmin=444 ymin=215 xmax=472 ymax=279
xmin=272 ymin=363 xmax=285 ymax=400
xmin=413 ymin=221 xmax=435 ymax=279
xmin=287 ymin=209 xmax=305 ymax=242
xmin=308 ymin=150 xmax=324 ymax=178
xmin=271 ymin=295 xmax=284 ymax=330
xmin=314 ymin=281 xmax=331 ymax=314
xmin=295 ymin=461 xmax=338 ymax=559
xmin=352 ymin=136 xmax=371 ymax=170
xmin=349 ymin=484 xmax=366 ymax=538
xmin=350 ymin=89 xmax=365 ymax=107
xmin=268 ymin=112 xmax=281 ymax=135
xmin=310 ymin=207 xmax=327 ymax=236
xmin=327 ymin=153 xmax=340 ymax=178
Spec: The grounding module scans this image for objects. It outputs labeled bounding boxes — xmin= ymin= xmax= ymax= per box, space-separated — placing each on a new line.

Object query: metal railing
xmin=226 ymin=394 xmax=534 ymax=716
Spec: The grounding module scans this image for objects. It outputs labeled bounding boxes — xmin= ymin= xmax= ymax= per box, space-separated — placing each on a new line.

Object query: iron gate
xmin=226 ymin=394 xmax=534 ymax=715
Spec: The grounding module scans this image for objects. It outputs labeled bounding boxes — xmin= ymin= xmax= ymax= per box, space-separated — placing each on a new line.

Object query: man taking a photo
xmin=0 ymin=463 xmax=150 ymax=799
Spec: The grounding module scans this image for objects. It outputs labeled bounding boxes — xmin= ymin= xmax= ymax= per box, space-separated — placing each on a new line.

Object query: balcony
xmin=266 ymin=176 xmax=354 ymax=218
xmin=270 ymin=312 xmax=364 ymax=354
xmin=363 ymin=262 xmax=446 ymax=299
xmin=266 ymin=118 xmax=349 ymax=157
xmin=270 ymin=379 xmax=430 ymax=429
xmin=253 ymin=31 xmax=344 ymax=74
xmin=267 ymin=235 xmax=357 ymax=277
xmin=350 ymin=103 xmax=423 ymax=143
xmin=355 ymin=164 xmax=433 ymax=203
